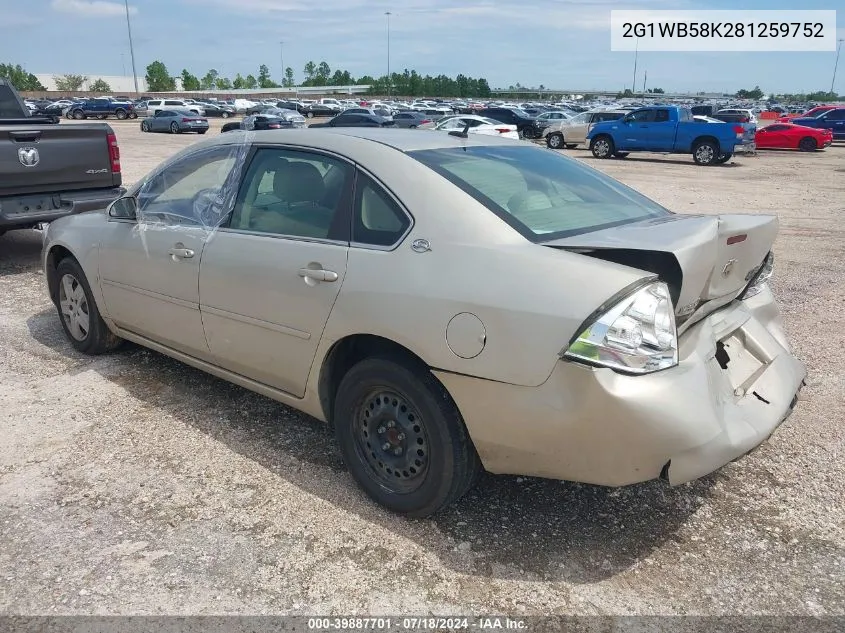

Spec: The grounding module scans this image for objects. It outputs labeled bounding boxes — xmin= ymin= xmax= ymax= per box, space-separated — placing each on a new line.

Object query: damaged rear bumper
xmin=435 ymin=285 xmax=806 ymax=487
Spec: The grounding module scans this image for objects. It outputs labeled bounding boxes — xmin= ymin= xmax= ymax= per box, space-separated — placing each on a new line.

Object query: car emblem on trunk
xmin=722 ymin=259 xmax=737 ymax=277
xmin=18 ymin=147 xmax=39 ymax=167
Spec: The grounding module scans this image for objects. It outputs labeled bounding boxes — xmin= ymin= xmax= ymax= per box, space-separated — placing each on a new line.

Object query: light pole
xmin=631 ymin=36 xmax=638 ymax=96
xmin=385 ymin=11 xmax=391 ymax=98
xmin=123 ymin=0 xmax=139 ymax=94
xmin=832 ymin=38 xmax=844 ymax=95
xmin=280 ymin=41 xmax=285 ymax=87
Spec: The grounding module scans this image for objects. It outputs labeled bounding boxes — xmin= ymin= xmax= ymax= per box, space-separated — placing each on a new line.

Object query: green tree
xmin=181 ymin=69 xmax=201 ymax=91
xmin=735 ymin=85 xmax=764 ymax=100
xmin=303 ymin=61 xmax=317 ymax=84
xmin=215 ymin=77 xmax=232 ymax=90
xmin=201 ymin=69 xmax=219 ymax=90
xmin=284 ymin=67 xmax=295 ymax=87
xmin=144 ymin=61 xmax=175 ymax=91
xmin=244 ymin=74 xmax=258 ymax=89
xmin=54 ymin=74 xmax=87 ymax=91
xmin=258 ymin=64 xmax=275 ymax=88
xmin=88 ymin=78 xmax=112 ymax=92
xmin=0 ymin=63 xmax=46 ymax=90
xmin=232 ymin=73 xmax=245 ymax=89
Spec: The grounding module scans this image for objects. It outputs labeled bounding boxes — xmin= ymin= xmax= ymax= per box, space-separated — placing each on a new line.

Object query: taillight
xmin=421 ymin=119 xmax=431 ymax=124
xmin=181 ymin=117 xmax=194 ymax=122
xmin=732 ymin=125 xmax=745 ymax=138
xmin=106 ymin=132 xmax=120 ymax=173
xmin=268 ymin=123 xmax=281 ymax=129
xmin=496 ymin=128 xmax=512 ymax=134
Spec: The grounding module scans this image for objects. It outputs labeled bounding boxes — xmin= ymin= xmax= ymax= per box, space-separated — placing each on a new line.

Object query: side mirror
xmin=108 ymin=196 xmax=137 ymax=220
xmin=622 ymin=116 xmax=632 ymax=124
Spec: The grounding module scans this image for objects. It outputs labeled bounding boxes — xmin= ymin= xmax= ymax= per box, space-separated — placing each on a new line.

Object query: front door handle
xmin=298 ymin=267 xmax=338 ymax=282
xmin=169 ymin=246 xmax=195 ymax=259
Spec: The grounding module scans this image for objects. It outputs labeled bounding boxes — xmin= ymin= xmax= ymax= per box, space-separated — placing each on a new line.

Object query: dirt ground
xmin=1 ymin=118 xmax=843 ymax=616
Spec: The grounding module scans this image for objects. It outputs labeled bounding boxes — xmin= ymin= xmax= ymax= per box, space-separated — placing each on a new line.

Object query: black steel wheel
xmin=334 ymin=357 xmax=482 ymax=517
xmin=798 ymin=137 xmax=817 ymax=152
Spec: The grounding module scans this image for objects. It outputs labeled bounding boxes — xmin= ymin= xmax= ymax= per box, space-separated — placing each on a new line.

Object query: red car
xmin=755 ymin=123 xmax=834 ymax=151
xmin=776 ymin=106 xmax=837 ymax=123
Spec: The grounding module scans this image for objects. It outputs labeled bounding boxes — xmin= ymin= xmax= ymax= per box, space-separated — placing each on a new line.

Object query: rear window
xmin=409 ymin=146 xmax=670 ymax=241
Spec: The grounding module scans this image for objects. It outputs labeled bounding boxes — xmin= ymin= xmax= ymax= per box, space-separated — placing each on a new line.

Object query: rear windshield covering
xmin=408 ymin=145 xmax=670 ymax=241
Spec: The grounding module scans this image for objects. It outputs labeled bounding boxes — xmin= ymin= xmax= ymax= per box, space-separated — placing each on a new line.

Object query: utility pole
xmin=280 ymin=41 xmax=285 ymax=87
xmin=643 ymin=70 xmax=647 ymax=94
xmin=832 ymin=38 xmax=844 ymax=95
xmin=385 ymin=11 xmax=391 ymax=98
xmin=632 ymin=37 xmax=638 ymax=96
xmin=124 ymin=0 xmax=139 ymax=94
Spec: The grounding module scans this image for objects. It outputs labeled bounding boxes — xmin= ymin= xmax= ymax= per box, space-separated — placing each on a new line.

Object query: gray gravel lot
xmin=1 ymin=119 xmax=843 ymax=616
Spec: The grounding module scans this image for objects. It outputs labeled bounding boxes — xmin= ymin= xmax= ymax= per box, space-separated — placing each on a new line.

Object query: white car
xmin=145 ymin=99 xmax=205 ymax=116
xmin=318 ymin=98 xmax=343 ymax=112
xmin=430 ymin=115 xmax=519 ymax=140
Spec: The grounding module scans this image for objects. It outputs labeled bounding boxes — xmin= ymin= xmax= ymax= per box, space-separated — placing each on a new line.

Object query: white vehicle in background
xmin=318 ymin=98 xmax=343 ymax=112
xmin=233 ymin=98 xmax=258 ymax=113
xmin=145 ymin=99 xmax=205 ymax=116
xmin=428 ymin=114 xmax=519 ymax=140
xmin=717 ymin=108 xmax=757 ymax=124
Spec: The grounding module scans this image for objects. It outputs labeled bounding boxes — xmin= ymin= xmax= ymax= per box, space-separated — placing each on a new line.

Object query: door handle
xmin=169 ymin=247 xmax=195 ymax=259
xmin=298 ymin=267 xmax=338 ymax=282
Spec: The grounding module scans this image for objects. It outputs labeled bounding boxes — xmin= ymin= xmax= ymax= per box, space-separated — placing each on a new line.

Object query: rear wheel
xmin=798 ymin=137 xmax=817 ymax=152
xmin=115 ymin=109 xmax=127 ymax=120
xmin=197 ymin=130 xmax=206 ymax=135
xmin=72 ymin=109 xmax=84 ymax=120
xmin=221 ymin=111 xmax=230 ymax=118
xmin=693 ymin=141 xmax=719 ymax=165
xmin=546 ymin=132 xmax=564 ymax=149
xmin=334 ymin=357 xmax=482 ymax=517
xmin=170 ymin=122 xmax=180 ymax=134
xmin=590 ymin=135 xmax=614 ymax=158
xmin=54 ymin=258 xmax=122 ymax=355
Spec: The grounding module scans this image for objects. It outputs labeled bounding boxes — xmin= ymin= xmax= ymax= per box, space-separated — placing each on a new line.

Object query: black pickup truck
xmin=0 ymin=78 xmax=124 ymax=236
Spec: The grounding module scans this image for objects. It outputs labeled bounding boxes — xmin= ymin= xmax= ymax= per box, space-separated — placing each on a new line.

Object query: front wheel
xmin=170 ymin=122 xmax=180 ymax=134
xmin=693 ymin=141 xmax=719 ymax=165
xmin=546 ymin=132 xmax=564 ymax=149
xmin=798 ymin=137 xmax=817 ymax=152
xmin=72 ymin=110 xmax=84 ymax=120
xmin=590 ymin=135 xmax=614 ymax=159
xmin=334 ymin=357 xmax=482 ymax=517
xmin=140 ymin=121 xmax=149 ymax=132
xmin=54 ymin=258 xmax=122 ymax=355
xmin=221 ymin=111 xmax=230 ymax=118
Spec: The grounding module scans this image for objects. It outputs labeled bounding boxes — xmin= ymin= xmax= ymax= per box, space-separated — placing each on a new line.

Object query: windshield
xmin=509 ymin=108 xmax=531 ymax=117
xmin=409 ymin=146 xmax=670 ymax=241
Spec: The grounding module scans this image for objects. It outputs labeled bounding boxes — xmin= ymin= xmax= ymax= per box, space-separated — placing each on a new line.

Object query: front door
xmin=620 ymin=109 xmax=655 ymax=150
xmin=199 ymin=146 xmax=354 ymax=397
xmin=98 ymin=145 xmax=240 ymax=358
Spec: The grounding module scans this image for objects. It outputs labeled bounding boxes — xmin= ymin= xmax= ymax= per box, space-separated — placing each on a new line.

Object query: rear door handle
xmin=169 ymin=247 xmax=195 ymax=259
xmin=298 ymin=267 xmax=338 ymax=282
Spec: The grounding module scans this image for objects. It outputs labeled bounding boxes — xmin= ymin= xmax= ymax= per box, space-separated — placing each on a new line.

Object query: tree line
xmin=144 ymin=59 xmax=492 ymax=98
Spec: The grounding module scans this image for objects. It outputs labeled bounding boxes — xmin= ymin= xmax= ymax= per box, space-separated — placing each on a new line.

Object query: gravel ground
xmin=1 ymin=119 xmax=843 ymax=616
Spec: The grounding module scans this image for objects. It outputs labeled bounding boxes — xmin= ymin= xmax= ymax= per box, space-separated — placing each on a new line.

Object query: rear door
xmin=198 ymin=146 xmax=354 ymax=397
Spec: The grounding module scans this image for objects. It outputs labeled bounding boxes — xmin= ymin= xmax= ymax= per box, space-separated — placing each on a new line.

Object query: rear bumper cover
xmin=0 ymin=187 xmax=124 ymax=229
xmin=435 ymin=285 xmax=805 ymax=487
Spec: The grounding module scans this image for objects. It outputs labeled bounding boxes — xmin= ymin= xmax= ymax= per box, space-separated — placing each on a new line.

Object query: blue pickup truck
xmin=587 ymin=106 xmax=756 ymax=165
xmin=66 ymin=98 xmax=136 ymax=121
xmin=790 ymin=107 xmax=845 ymax=140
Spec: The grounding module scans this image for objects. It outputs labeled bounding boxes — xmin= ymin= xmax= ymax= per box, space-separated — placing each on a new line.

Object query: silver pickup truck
xmin=0 ymin=78 xmax=124 ymax=236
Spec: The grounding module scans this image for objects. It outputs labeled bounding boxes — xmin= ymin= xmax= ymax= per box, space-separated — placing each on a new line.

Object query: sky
xmin=0 ymin=0 xmax=843 ymax=94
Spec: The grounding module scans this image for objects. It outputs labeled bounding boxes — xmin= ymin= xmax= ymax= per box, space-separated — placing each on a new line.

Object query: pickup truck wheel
xmin=54 ymin=258 xmax=122 ymax=355
xmin=129 ymin=112 xmax=137 ymax=119
xmin=334 ymin=357 xmax=482 ymax=517
xmin=590 ymin=135 xmax=614 ymax=158
xmin=798 ymin=137 xmax=817 ymax=152
xmin=693 ymin=141 xmax=718 ymax=165
xmin=72 ymin=110 xmax=84 ymax=120
xmin=546 ymin=132 xmax=564 ymax=149
xmin=115 ymin=109 xmax=127 ymax=120
xmin=170 ymin=122 xmax=180 ymax=134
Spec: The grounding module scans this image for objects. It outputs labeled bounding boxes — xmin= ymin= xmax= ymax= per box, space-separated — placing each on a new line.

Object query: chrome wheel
xmin=695 ymin=143 xmax=715 ymax=164
xmin=593 ymin=138 xmax=611 ymax=158
xmin=355 ymin=388 xmax=430 ymax=493
xmin=58 ymin=274 xmax=90 ymax=341
xmin=115 ymin=109 xmax=127 ymax=120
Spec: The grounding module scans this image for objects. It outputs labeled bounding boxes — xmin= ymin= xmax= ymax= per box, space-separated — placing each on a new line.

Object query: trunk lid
xmin=0 ymin=123 xmax=118 ymax=197
xmin=544 ymin=213 xmax=777 ymax=318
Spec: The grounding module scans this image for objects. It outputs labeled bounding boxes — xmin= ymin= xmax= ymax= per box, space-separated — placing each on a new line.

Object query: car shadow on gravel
xmin=0 ymin=229 xmax=44 ymax=276
xmin=586 ymin=155 xmax=744 ymax=168
xmin=27 ymin=311 xmax=717 ymax=584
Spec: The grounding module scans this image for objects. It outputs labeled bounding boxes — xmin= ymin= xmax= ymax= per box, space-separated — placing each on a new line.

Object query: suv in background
xmin=477 ymin=106 xmax=543 ymax=139
xmin=145 ymin=99 xmax=204 ymax=116
xmin=543 ymin=110 xmax=627 ymax=149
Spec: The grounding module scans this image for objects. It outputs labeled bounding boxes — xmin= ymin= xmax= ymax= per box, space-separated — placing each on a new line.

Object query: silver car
xmin=41 ymin=129 xmax=804 ymax=517
xmin=140 ymin=109 xmax=209 ymax=134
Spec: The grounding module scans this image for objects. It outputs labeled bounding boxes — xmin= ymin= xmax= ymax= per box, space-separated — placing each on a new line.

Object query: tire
xmin=115 ymin=109 xmax=127 ymax=120
xmin=798 ymin=137 xmax=817 ymax=152
xmin=197 ymin=130 xmax=206 ymax=135
xmin=140 ymin=121 xmax=149 ymax=132
xmin=693 ymin=141 xmax=719 ymax=165
xmin=307 ymin=111 xmax=314 ymax=118
xmin=72 ymin=109 xmax=84 ymax=120
xmin=170 ymin=122 xmax=180 ymax=134
xmin=409 ymin=125 xmax=417 ymax=129
xmin=715 ymin=153 xmax=733 ymax=164
xmin=566 ymin=143 xmax=578 ymax=149
xmin=54 ymin=257 xmax=122 ymax=355
xmin=221 ymin=111 xmax=230 ymax=118
xmin=590 ymin=135 xmax=614 ymax=158
xmin=546 ymin=132 xmax=564 ymax=149
xmin=334 ymin=357 xmax=482 ymax=517
xmin=614 ymin=152 xmax=630 ymax=158
xmin=129 ymin=112 xmax=137 ymax=119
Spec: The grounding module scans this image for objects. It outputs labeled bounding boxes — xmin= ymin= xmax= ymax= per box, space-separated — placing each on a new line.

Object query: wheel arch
xmin=691 ymin=135 xmax=721 ymax=152
xmin=317 ymin=333 xmax=434 ymax=428
xmin=45 ymin=244 xmax=77 ymax=303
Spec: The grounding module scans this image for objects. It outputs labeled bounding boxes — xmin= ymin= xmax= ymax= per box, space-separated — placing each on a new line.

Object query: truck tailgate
xmin=0 ymin=123 xmax=119 ymax=197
